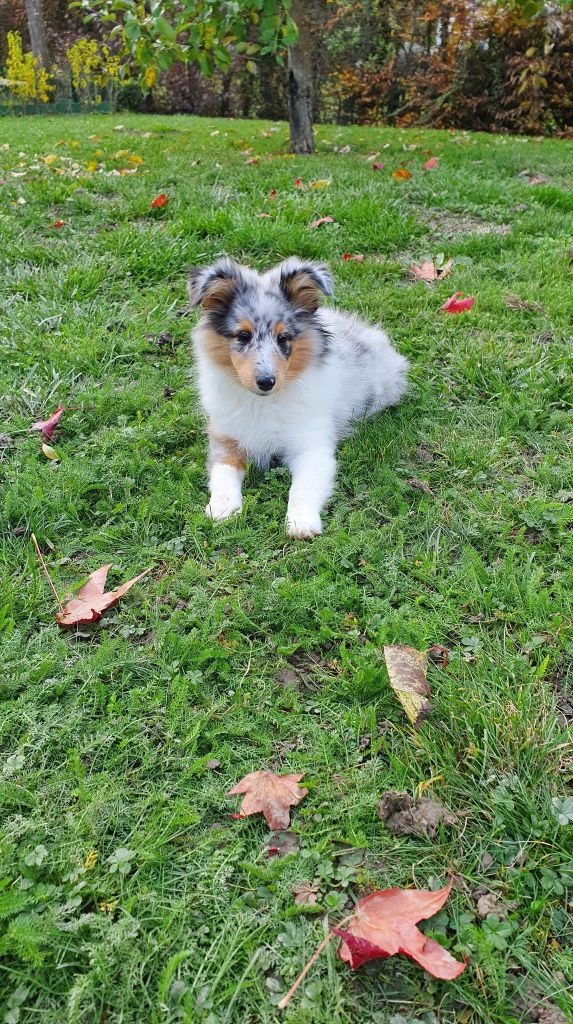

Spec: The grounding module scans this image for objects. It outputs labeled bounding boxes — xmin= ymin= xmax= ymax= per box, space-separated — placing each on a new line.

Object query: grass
xmin=0 ymin=112 xmax=572 ymax=1024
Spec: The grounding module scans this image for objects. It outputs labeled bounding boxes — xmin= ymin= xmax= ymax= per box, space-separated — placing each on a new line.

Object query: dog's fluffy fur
xmin=189 ymin=256 xmax=409 ymax=538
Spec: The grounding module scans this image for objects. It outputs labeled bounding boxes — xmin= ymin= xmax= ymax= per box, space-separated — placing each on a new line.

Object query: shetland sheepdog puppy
xmin=189 ymin=257 xmax=409 ymax=539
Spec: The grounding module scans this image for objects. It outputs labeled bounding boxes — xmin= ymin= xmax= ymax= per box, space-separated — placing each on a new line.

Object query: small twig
xmin=31 ymin=533 xmax=63 ymax=612
xmin=277 ymin=912 xmax=352 ymax=1010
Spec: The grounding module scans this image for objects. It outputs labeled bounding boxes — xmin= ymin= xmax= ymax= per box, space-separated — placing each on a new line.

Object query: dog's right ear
xmin=188 ymin=258 xmax=242 ymax=311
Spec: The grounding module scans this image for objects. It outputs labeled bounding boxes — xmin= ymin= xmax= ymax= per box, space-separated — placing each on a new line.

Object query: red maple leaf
xmin=56 ymin=565 xmax=151 ymax=627
xmin=150 ymin=194 xmax=168 ymax=208
xmin=227 ymin=771 xmax=308 ymax=829
xmin=294 ymin=177 xmax=304 ymax=187
xmin=441 ymin=292 xmax=475 ymax=313
xmin=334 ymin=880 xmax=467 ymax=980
xmin=342 ymin=253 xmax=365 ymax=262
xmin=30 ymin=405 xmax=65 ymax=441
xmin=424 ymin=156 xmax=440 ymax=170
xmin=51 ymin=220 xmax=65 ymax=229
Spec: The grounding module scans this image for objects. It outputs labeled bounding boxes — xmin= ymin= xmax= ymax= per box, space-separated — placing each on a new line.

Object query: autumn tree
xmin=75 ymin=0 xmax=319 ymax=152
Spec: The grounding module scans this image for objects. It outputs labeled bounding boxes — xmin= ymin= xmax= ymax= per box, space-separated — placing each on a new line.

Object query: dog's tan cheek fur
xmin=285 ymin=333 xmax=314 ymax=381
xmin=230 ymin=348 xmax=258 ymax=391
xmin=201 ymin=327 xmax=234 ymax=371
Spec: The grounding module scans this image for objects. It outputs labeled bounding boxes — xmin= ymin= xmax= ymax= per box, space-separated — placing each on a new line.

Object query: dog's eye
xmin=277 ymin=333 xmax=292 ymax=347
xmin=236 ymin=330 xmax=252 ymax=345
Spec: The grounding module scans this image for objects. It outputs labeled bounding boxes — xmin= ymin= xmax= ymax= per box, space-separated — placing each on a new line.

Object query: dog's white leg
xmin=286 ymin=447 xmax=336 ymax=539
xmin=206 ymin=433 xmax=245 ymax=521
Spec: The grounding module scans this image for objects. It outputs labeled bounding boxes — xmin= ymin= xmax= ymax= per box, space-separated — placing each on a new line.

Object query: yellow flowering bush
xmin=65 ymin=38 xmax=130 ymax=105
xmin=5 ymin=31 xmax=53 ymax=103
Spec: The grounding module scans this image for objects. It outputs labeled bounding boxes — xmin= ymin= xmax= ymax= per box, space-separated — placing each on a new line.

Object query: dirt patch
xmin=418 ymin=208 xmax=511 ymax=238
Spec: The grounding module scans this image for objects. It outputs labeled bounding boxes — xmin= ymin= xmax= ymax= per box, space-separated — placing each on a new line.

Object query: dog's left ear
xmin=188 ymin=257 xmax=243 ymax=311
xmin=277 ymin=258 xmax=333 ymax=313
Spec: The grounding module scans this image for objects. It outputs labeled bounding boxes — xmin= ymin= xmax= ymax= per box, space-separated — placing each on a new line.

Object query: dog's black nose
xmin=256 ymin=375 xmax=276 ymax=393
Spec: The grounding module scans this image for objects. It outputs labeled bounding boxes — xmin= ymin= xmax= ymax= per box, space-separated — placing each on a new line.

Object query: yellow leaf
xmin=383 ymin=645 xmax=431 ymax=727
xmin=41 ymin=443 xmax=60 ymax=462
xmin=44 ymin=154 xmax=58 ymax=165
xmin=310 ymin=178 xmax=331 ymax=189
xmin=94 ymin=149 xmax=103 ymax=157
xmin=86 ymin=160 xmax=98 ymax=172
xmin=128 ymin=154 xmax=144 ymax=165
xmin=144 ymin=65 xmax=156 ymax=88
xmin=114 ymin=149 xmax=129 ymax=159
xmin=84 ymin=849 xmax=98 ymax=870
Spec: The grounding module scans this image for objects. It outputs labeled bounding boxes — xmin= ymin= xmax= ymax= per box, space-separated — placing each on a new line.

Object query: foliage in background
xmin=4 ymin=30 xmax=53 ymax=103
xmin=1 ymin=30 xmax=130 ymax=110
xmin=1 ymin=1 xmax=573 ymax=131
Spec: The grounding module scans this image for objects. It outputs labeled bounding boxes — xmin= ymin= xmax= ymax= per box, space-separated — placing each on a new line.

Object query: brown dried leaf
xmin=377 ymin=791 xmax=458 ymax=839
xmin=383 ymin=645 xmax=431 ymax=727
xmin=228 ymin=771 xmax=308 ymax=830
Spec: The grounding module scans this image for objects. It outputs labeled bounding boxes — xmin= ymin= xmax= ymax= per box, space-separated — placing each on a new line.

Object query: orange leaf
xmin=441 ymin=292 xmax=475 ymax=313
xmin=342 ymin=253 xmax=365 ymax=262
xmin=56 ymin=565 xmax=152 ymax=627
xmin=309 ymin=216 xmax=335 ymax=229
xmin=227 ymin=771 xmax=308 ymax=829
xmin=334 ymin=879 xmax=467 ymax=979
xmin=411 ymin=258 xmax=452 ymax=282
xmin=392 ymin=168 xmax=412 ymax=181
xmin=150 ymin=194 xmax=168 ymax=208
xmin=51 ymin=219 xmax=65 ymax=229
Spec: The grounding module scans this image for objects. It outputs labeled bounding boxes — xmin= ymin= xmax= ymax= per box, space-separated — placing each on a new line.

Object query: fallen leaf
xmin=256 ymin=212 xmax=272 ymax=218
xmin=424 ymin=156 xmax=440 ymax=170
xmin=392 ymin=168 xmax=412 ymax=181
xmin=292 ymin=882 xmax=319 ymax=906
xmin=245 ymin=156 xmax=260 ymax=165
xmin=519 ymin=170 xmax=549 ymax=185
xmin=128 ymin=154 xmax=144 ymax=165
xmin=383 ymin=644 xmax=432 ymax=727
xmin=377 ymin=791 xmax=458 ymax=839
xmin=267 ymin=831 xmax=300 ymax=858
xmin=51 ymin=219 xmax=65 ymax=229
xmin=372 ymin=162 xmax=384 ymax=171
xmin=366 ymin=151 xmax=380 ymax=161
xmin=294 ymin=177 xmax=304 ymax=187
xmin=309 ymin=216 xmax=335 ymax=229
xmin=310 ymin=178 xmax=331 ymax=189
xmin=342 ymin=253 xmax=365 ymax=262
xmin=475 ymin=892 xmax=505 ymax=920
xmin=334 ymin=879 xmax=466 ymax=979
xmin=228 ymin=771 xmax=308 ymax=830
xmin=406 ymin=476 xmax=435 ymax=496
xmin=275 ymin=667 xmax=299 ymax=689
xmin=411 ymin=258 xmax=452 ymax=281
xmin=41 ymin=443 xmax=60 ymax=462
xmin=86 ymin=160 xmax=98 ymax=172
xmin=441 ymin=292 xmax=475 ymax=313
xmin=150 ymin=194 xmax=168 ymax=209
xmin=206 ymin=759 xmax=221 ymax=770
xmin=427 ymin=644 xmax=449 ymax=668
xmin=56 ymin=564 xmax=152 ymax=627
xmin=30 ymin=405 xmax=64 ymax=441
xmin=269 ymin=188 xmax=277 ymax=199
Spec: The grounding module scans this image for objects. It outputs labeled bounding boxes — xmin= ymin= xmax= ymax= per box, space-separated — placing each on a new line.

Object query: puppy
xmin=189 ymin=257 xmax=409 ymax=539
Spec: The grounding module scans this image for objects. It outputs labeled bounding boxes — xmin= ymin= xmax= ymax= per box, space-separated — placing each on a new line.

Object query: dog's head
xmin=188 ymin=257 xmax=333 ymax=395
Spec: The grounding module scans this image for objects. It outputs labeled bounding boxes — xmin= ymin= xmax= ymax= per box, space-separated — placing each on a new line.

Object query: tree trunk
xmin=25 ymin=0 xmax=50 ymax=68
xmin=288 ymin=0 xmax=315 ymax=154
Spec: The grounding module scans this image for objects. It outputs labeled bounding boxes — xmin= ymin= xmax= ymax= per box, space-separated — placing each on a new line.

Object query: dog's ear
xmin=277 ymin=258 xmax=333 ymax=313
xmin=188 ymin=258 xmax=243 ymax=311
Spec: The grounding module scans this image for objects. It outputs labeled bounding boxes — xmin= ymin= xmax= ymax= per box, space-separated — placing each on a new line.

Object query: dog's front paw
xmin=205 ymin=495 xmax=242 ymax=521
xmin=286 ymin=506 xmax=322 ymax=540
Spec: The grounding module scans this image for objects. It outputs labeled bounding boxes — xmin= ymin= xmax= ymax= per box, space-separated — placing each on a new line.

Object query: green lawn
xmin=1 ymin=113 xmax=572 ymax=1024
